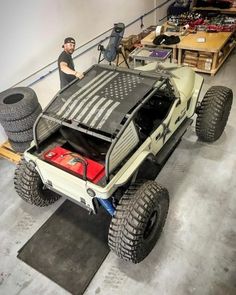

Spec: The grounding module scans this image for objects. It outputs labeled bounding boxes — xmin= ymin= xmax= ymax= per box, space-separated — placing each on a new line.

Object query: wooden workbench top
xmin=141 ymin=31 xmax=181 ymax=48
xmin=141 ymin=30 xmax=234 ymax=53
xmin=177 ymin=31 xmax=234 ymax=52
xmin=141 ymin=31 xmax=157 ymax=46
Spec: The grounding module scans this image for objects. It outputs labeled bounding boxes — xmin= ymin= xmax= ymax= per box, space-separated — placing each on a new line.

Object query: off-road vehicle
xmin=13 ymin=63 xmax=233 ymax=263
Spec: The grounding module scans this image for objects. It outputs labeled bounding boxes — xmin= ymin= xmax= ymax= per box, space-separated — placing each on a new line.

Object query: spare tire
xmin=0 ymin=87 xmax=39 ymax=121
xmin=0 ymin=104 xmax=42 ymax=132
xmin=6 ymin=128 xmax=33 ymax=142
xmin=9 ymin=139 xmax=32 ymax=153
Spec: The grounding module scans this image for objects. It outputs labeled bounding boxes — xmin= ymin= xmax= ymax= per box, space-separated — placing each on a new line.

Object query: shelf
xmin=141 ymin=21 xmax=235 ymax=76
xmin=191 ymin=67 xmax=211 ymax=74
xmin=192 ymin=6 xmax=236 ymax=14
xmin=211 ymin=42 xmax=236 ymax=75
xmin=177 ymin=31 xmax=234 ymax=52
xmin=184 ymin=42 xmax=236 ymax=76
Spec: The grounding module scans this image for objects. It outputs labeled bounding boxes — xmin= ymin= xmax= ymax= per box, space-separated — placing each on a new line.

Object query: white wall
xmin=0 ymin=0 xmax=172 ymax=142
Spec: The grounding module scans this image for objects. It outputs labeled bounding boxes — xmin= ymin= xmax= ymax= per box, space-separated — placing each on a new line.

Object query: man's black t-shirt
xmin=58 ymin=51 xmax=75 ymax=89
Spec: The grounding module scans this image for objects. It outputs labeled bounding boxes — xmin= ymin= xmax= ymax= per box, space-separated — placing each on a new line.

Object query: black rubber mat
xmin=17 ymin=200 xmax=111 ymax=295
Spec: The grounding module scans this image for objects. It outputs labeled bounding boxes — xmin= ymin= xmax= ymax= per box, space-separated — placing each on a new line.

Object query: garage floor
xmin=0 ymin=50 xmax=236 ymax=295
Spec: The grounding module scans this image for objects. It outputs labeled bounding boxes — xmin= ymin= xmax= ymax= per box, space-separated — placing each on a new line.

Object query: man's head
xmin=63 ymin=37 xmax=76 ymax=54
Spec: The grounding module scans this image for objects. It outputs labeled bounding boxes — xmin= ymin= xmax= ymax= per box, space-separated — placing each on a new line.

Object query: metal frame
xmin=33 ymin=64 xmax=168 ymax=148
xmin=130 ymin=47 xmax=172 ymax=68
xmin=33 ymin=64 xmax=180 ymax=184
xmin=98 ymin=44 xmax=130 ymax=68
xmin=105 ymin=77 xmax=169 ymax=181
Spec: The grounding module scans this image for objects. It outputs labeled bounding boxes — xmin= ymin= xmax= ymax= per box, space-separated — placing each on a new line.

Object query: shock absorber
xmin=97 ymin=198 xmax=115 ymax=216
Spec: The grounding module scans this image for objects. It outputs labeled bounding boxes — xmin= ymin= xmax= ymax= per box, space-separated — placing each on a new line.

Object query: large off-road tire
xmin=108 ymin=180 xmax=169 ymax=263
xmin=196 ymin=86 xmax=233 ymax=142
xmin=0 ymin=87 xmax=39 ymax=121
xmin=0 ymin=104 xmax=42 ymax=132
xmin=6 ymin=128 xmax=33 ymax=142
xmin=14 ymin=159 xmax=61 ymax=206
xmin=9 ymin=139 xmax=32 ymax=153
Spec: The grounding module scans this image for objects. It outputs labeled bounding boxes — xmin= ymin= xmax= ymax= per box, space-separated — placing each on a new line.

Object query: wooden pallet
xmin=0 ymin=141 xmax=21 ymax=164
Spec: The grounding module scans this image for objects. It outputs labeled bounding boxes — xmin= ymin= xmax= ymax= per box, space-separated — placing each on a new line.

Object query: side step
xmin=155 ymin=118 xmax=193 ymax=165
xmin=0 ymin=141 xmax=21 ymax=164
xmin=137 ymin=118 xmax=193 ymax=180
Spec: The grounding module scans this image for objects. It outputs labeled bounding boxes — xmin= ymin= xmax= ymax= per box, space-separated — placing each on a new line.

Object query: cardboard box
xmin=199 ymin=52 xmax=213 ymax=59
xmin=197 ymin=60 xmax=212 ymax=71
xmin=183 ymin=58 xmax=198 ymax=67
xmin=185 ymin=50 xmax=198 ymax=57
xmin=183 ymin=62 xmax=196 ymax=68
xmin=184 ymin=55 xmax=198 ymax=61
xmin=198 ymin=57 xmax=213 ymax=63
xmin=121 ymin=35 xmax=138 ymax=51
xmin=199 ymin=51 xmax=213 ymax=56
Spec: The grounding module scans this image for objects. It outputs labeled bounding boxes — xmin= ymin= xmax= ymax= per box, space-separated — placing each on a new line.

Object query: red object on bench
xmin=43 ymin=146 xmax=105 ymax=183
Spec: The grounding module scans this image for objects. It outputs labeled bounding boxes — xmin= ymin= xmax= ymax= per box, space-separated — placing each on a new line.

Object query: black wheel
xmin=0 ymin=87 xmax=39 ymax=121
xmin=0 ymin=104 xmax=42 ymax=132
xmin=196 ymin=86 xmax=233 ymax=142
xmin=108 ymin=180 xmax=169 ymax=263
xmin=9 ymin=139 xmax=32 ymax=153
xmin=14 ymin=159 xmax=61 ymax=206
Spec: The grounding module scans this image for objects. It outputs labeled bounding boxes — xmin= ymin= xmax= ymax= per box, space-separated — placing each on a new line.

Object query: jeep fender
xmin=87 ymin=149 xmax=154 ymax=199
xmin=186 ymin=73 xmax=204 ymax=117
xmin=112 ymin=150 xmax=153 ymax=187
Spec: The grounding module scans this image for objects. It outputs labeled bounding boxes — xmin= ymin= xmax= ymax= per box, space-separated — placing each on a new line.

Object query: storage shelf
xmin=141 ymin=21 xmax=236 ymax=76
xmin=185 ymin=42 xmax=236 ymax=76
xmin=192 ymin=6 xmax=236 ymax=14
xmin=211 ymin=42 xmax=236 ymax=75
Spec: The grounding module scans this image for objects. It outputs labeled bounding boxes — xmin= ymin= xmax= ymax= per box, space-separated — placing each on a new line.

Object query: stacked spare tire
xmin=0 ymin=87 xmax=42 ymax=153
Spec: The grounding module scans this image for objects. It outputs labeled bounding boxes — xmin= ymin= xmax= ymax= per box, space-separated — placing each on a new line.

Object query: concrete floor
xmin=0 ymin=50 xmax=236 ymax=295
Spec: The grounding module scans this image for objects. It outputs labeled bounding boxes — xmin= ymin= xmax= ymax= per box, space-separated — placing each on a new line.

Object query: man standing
xmin=58 ymin=37 xmax=84 ymax=89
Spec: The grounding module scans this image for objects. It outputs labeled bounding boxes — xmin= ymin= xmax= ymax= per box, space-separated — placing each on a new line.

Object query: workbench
xmin=129 ymin=47 xmax=172 ymax=68
xmin=141 ymin=31 xmax=181 ymax=62
xmin=177 ymin=31 xmax=235 ymax=75
xmin=141 ymin=29 xmax=235 ymax=76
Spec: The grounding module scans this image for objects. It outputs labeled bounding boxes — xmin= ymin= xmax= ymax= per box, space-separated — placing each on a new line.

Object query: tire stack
xmin=0 ymin=87 xmax=42 ymax=153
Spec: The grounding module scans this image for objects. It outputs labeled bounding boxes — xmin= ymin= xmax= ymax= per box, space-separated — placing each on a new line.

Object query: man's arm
xmin=60 ymin=62 xmax=84 ymax=79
